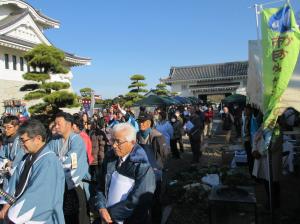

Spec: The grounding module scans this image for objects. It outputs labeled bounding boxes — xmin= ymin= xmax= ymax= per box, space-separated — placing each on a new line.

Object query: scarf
xmin=15 ymin=144 xmax=46 ymax=198
xmin=140 ymin=128 xmax=151 ymax=139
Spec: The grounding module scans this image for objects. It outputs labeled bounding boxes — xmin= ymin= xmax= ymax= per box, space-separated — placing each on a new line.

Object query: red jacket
xmin=204 ymin=110 xmax=213 ymax=123
xmin=80 ymin=131 xmax=94 ymax=165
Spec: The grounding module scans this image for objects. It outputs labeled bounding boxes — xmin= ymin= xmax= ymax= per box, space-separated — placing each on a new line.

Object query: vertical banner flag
xmin=261 ymin=4 xmax=300 ymax=130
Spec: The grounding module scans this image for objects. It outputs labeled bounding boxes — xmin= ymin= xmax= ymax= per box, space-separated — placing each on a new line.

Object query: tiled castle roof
xmin=163 ymin=61 xmax=248 ymax=83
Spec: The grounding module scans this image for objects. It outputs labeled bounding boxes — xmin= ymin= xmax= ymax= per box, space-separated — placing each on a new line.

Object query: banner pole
xmin=253 ymin=2 xmax=274 ymax=217
xmin=255 ymin=4 xmax=261 ymax=41
xmin=266 ymin=138 xmax=274 ymax=217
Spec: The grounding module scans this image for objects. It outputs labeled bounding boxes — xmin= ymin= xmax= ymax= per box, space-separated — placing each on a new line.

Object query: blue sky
xmin=27 ymin=0 xmax=300 ymax=99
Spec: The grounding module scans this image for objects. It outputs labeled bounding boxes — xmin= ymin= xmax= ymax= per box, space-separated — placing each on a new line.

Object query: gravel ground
xmin=163 ymin=117 xmax=300 ymax=224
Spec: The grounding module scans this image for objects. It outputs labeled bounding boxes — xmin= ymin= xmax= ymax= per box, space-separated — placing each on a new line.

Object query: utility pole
xmin=90 ymin=89 xmax=95 ymax=116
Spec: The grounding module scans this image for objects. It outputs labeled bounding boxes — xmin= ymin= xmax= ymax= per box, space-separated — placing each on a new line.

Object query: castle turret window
xmin=4 ymin=54 xmax=9 ymax=69
xmin=12 ymin=55 xmax=17 ymax=70
xmin=20 ymin=57 xmax=24 ymax=71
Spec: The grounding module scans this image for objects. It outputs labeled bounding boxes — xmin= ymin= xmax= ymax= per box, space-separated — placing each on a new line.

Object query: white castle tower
xmin=0 ymin=0 xmax=91 ymax=114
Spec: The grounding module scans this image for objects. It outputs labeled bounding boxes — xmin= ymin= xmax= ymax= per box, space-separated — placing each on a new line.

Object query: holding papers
xmin=184 ymin=121 xmax=194 ymax=132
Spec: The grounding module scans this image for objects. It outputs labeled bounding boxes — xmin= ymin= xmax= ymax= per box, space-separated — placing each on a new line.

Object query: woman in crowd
xmin=82 ymin=112 xmax=91 ymax=135
xmin=154 ymin=111 xmax=174 ymax=148
xmin=170 ymin=114 xmax=181 ymax=159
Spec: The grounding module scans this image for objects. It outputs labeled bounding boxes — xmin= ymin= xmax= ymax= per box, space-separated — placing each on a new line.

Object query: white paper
xmin=184 ymin=121 xmax=194 ymax=131
xmin=201 ymin=174 xmax=220 ymax=186
xmin=107 ymin=171 xmax=135 ymax=208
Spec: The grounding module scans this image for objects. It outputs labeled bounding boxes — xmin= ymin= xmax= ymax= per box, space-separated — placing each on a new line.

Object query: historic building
xmin=161 ymin=61 xmax=248 ymax=102
xmin=0 ymin=0 xmax=91 ymax=114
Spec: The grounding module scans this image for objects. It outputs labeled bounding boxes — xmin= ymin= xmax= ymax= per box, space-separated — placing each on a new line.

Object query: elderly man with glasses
xmin=92 ymin=122 xmax=156 ymax=224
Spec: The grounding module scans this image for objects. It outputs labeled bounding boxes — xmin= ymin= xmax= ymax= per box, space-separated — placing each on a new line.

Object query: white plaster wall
xmin=0 ymin=48 xmax=75 ymax=113
xmin=50 ymin=71 xmax=72 ymax=83
xmin=0 ymin=46 xmax=27 ymax=81
xmin=0 ymin=4 xmax=13 ymax=21
xmin=0 ymin=14 xmax=50 ymax=45
xmin=0 ymin=79 xmax=40 ymax=114
xmin=0 ymin=47 xmax=73 ymax=83
xmin=7 ymin=25 xmax=42 ymax=44
xmin=236 ymin=87 xmax=246 ymax=95
xmin=170 ymin=83 xmax=193 ymax=97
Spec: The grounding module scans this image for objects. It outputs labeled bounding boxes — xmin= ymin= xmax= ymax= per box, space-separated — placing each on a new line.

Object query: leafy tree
xmin=80 ymin=87 xmax=92 ymax=97
xmin=155 ymin=83 xmax=170 ymax=96
xmin=24 ymin=44 xmax=68 ymax=74
xmin=44 ymin=91 xmax=78 ymax=108
xmin=24 ymin=90 xmax=47 ymax=100
xmin=19 ymin=84 xmax=40 ymax=92
xmin=125 ymin=74 xmax=147 ymax=106
xmin=28 ymin=103 xmax=48 ymax=114
xmin=170 ymin=91 xmax=179 ymax=96
xmin=112 ymin=95 xmax=126 ymax=106
xmin=42 ymin=82 xmax=70 ymax=91
xmin=128 ymin=75 xmax=148 ymax=93
xmin=21 ymin=44 xmax=77 ymax=114
xmin=23 ymin=73 xmax=50 ymax=83
xmin=99 ymin=99 xmax=113 ymax=108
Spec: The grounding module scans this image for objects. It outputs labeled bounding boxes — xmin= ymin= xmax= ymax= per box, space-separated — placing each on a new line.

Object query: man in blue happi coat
xmin=48 ymin=112 xmax=90 ymax=224
xmin=0 ymin=119 xmax=65 ymax=223
xmin=0 ymin=116 xmax=25 ymax=176
xmin=0 ymin=116 xmax=25 ymax=207
xmin=92 ymin=123 xmax=156 ymax=224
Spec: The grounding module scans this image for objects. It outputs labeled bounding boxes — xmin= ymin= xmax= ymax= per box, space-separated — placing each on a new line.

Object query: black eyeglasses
xmin=111 ymin=139 xmax=127 ymax=146
xmin=19 ymin=138 xmax=31 ymax=145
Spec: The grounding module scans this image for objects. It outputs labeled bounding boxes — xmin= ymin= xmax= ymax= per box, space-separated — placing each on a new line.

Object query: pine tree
xmin=22 ymin=44 xmax=77 ymax=114
xmin=125 ymin=74 xmax=147 ymax=107
xmin=155 ymin=83 xmax=170 ymax=96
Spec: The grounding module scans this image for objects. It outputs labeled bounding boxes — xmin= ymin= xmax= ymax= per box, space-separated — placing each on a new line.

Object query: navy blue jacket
xmin=93 ymin=144 xmax=156 ymax=223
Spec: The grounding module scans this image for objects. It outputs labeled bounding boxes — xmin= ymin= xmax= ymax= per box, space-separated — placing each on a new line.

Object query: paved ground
xmin=163 ymin=116 xmax=300 ymax=224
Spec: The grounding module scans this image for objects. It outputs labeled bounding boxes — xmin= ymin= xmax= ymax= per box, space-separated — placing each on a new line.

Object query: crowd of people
xmin=222 ymin=103 xmax=299 ymax=211
xmin=0 ymin=102 xmax=216 ymax=224
xmin=0 ymin=101 xmax=296 ymax=223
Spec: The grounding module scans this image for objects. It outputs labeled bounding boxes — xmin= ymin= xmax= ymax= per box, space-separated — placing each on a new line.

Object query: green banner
xmin=261 ymin=4 xmax=300 ymax=129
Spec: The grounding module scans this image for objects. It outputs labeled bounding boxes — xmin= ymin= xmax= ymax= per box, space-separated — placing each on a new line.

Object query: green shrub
xmin=29 ymin=103 xmax=48 ymax=114
xmin=23 ymin=73 xmax=50 ymax=83
xmin=42 ymin=82 xmax=70 ymax=91
xmin=24 ymin=90 xmax=47 ymax=100
xmin=43 ymin=91 xmax=77 ymax=108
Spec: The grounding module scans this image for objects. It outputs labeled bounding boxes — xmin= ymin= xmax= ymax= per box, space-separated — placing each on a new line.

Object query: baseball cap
xmin=137 ymin=113 xmax=153 ymax=122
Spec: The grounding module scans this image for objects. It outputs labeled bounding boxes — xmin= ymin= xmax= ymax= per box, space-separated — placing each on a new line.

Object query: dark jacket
xmin=188 ymin=113 xmax=203 ymax=142
xmin=222 ymin=112 xmax=234 ymax=131
xmin=171 ymin=120 xmax=182 ymax=139
xmin=137 ymin=129 xmax=169 ymax=169
xmin=92 ymin=144 xmax=156 ymax=223
xmin=243 ymin=115 xmax=251 ymax=142
xmin=90 ymin=128 xmax=108 ymax=166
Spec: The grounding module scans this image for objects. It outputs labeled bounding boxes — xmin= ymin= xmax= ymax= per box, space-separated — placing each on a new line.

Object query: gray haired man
xmin=93 ymin=123 xmax=156 ymax=224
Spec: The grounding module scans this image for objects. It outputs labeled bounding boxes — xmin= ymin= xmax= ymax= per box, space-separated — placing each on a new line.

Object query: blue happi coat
xmin=48 ymin=132 xmax=89 ymax=190
xmin=0 ymin=136 xmax=25 ymax=205
xmin=7 ymin=145 xmax=65 ymax=224
xmin=0 ymin=135 xmax=25 ymax=172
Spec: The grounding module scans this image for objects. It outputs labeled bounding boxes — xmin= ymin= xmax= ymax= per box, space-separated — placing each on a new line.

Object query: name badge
xmin=71 ymin=153 xmax=77 ymax=169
